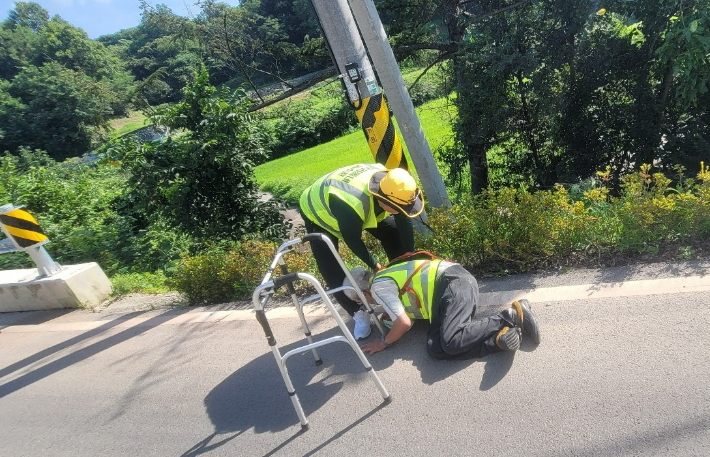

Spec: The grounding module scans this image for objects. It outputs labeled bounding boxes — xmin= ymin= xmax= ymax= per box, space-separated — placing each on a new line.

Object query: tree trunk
xmin=655 ymin=59 xmax=674 ymax=136
xmin=467 ymin=142 xmax=489 ymax=194
xmin=447 ymin=2 xmax=489 ymax=194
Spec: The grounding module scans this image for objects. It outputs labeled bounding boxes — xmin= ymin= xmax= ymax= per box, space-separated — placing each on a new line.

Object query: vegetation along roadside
xmin=1 ymin=1 xmax=708 ymax=306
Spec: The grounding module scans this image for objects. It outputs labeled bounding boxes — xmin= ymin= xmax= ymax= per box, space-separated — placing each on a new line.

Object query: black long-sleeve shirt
xmin=329 ymin=197 xmax=414 ymax=269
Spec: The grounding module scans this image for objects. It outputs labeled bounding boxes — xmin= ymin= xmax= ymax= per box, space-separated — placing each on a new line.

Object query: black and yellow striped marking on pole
xmin=0 ymin=208 xmax=48 ymax=248
xmin=355 ymin=93 xmax=408 ymax=170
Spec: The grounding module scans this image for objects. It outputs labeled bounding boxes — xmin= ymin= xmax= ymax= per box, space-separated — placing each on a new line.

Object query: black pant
xmin=426 ymin=265 xmax=509 ymax=359
xmin=301 ymin=213 xmax=408 ymax=316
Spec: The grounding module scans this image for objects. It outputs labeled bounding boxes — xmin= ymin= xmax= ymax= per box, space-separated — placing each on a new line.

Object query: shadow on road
xmin=188 ymin=326 xmax=392 ymax=455
xmin=0 ymin=309 xmax=74 ymax=328
xmin=0 ymin=311 xmax=179 ymax=399
xmin=181 ymin=430 xmax=245 ymax=457
xmin=373 ymin=322 xmax=518 ymax=389
xmin=199 ymin=327 xmax=356 ymax=432
xmin=189 ymin=317 xmax=528 ymax=455
xmin=0 ymin=311 xmax=142 ymax=381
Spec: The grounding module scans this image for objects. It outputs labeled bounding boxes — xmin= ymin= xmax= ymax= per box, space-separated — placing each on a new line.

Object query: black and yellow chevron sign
xmin=0 ymin=208 xmax=48 ymax=248
xmin=355 ymin=93 xmax=409 ymax=170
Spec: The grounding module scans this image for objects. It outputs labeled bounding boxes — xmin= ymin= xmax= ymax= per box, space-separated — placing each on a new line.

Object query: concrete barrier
xmin=0 ymin=262 xmax=112 ymax=312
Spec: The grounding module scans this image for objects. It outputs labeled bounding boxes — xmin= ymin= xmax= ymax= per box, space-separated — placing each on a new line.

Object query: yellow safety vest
xmin=299 ymin=163 xmax=389 ymax=239
xmin=374 ymin=258 xmax=442 ymax=322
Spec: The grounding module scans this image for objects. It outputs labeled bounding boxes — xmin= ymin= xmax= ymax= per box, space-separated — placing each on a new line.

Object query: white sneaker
xmin=353 ymin=310 xmax=372 ymax=340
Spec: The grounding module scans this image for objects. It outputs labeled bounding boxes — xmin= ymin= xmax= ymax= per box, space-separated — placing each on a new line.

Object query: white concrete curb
xmin=2 ymin=274 xmax=709 ymax=333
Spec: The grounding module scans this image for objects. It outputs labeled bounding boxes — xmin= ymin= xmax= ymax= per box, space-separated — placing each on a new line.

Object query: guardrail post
xmin=0 ymin=204 xmax=62 ymax=277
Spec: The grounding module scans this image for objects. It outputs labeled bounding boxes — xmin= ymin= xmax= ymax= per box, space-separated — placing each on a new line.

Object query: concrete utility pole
xmin=348 ymin=0 xmax=451 ymax=208
xmin=309 ymin=0 xmax=450 ymax=208
xmin=310 ymin=0 xmax=408 ymax=170
xmin=309 ymin=0 xmax=375 ymax=110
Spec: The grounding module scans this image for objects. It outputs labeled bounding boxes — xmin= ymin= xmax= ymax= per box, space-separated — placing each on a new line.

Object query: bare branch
xmin=248 ymin=67 xmax=338 ymax=112
xmin=460 ymin=0 xmax=531 ymax=22
xmin=241 ymin=61 xmax=294 ymax=88
xmin=394 ymin=43 xmax=457 ymax=55
xmin=221 ymin=12 xmax=264 ymax=103
xmin=408 ymin=50 xmax=455 ymax=92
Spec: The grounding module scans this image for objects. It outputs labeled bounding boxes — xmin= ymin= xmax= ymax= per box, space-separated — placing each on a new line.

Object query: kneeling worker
xmin=345 ymin=255 xmax=541 ymax=358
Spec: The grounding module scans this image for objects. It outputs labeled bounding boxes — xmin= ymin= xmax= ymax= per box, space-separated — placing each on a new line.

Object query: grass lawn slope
xmin=255 ymin=96 xmax=456 ymax=204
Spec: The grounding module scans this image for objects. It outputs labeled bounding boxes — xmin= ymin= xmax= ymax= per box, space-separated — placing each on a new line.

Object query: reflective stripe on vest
xmin=374 ymin=259 xmax=442 ymax=322
xmin=299 ymin=163 xmax=388 ymax=239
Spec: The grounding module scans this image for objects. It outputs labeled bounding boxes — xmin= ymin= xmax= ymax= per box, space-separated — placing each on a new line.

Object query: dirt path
xmin=260 ymin=192 xmax=304 ymax=237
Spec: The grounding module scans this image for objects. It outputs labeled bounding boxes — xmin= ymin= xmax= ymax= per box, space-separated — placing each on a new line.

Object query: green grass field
xmin=109 ymin=111 xmax=149 ymax=138
xmin=255 ymin=95 xmax=457 ymax=203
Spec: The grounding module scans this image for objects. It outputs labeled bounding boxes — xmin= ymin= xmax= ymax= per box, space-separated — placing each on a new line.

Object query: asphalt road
xmin=1 ymin=260 xmax=710 ymax=456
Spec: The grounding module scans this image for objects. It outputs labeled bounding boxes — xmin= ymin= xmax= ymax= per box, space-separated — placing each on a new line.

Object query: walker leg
xmin=273 ymin=347 xmax=310 ymax=429
xmin=281 ymin=263 xmax=322 ymax=364
xmin=293 ymin=294 xmax=323 ymax=365
xmin=318 ymin=292 xmax=391 ymax=401
xmin=364 ymin=302 xmax=387 ymax=336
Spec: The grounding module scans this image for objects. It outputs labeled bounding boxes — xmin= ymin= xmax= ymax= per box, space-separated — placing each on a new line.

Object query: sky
xmin=0 ymin=0 xmax=242 ymax=39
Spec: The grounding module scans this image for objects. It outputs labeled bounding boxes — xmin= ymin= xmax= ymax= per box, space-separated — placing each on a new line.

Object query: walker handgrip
xmin=302 ymin=233 xmax=324 ymax=243
xmin=273 ymin=272 xmax=299 ymax=290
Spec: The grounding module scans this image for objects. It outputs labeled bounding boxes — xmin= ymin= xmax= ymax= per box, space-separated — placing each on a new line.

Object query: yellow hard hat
xmin=368 ymin=168 xmax=424 ymax=218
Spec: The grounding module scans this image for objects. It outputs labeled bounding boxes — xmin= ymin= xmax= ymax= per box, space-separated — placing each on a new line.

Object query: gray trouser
xmin=426 ymin=264 xmax=509 ymax=359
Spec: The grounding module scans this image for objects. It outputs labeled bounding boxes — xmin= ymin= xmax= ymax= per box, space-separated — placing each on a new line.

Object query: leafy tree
xmin=110 ymin=66 xmax=288 ymax=242
xmin=1 ymin=62 xmax=115 ymax=160
xmin=98 ymin=2 xmax=203 ymax=105
xmin=2 ymin=1 xmax=48 ymax=31
xmin=2 ymin=5 xmax=132 ymax=83
xmin=243 ymin=0 xmax=319 ymax=45
xmin=198 ymin=2 xmax=285 ymax=95
xmin=381 ymin=0 xmax=709 ymax=194
xmin=0 ymin=79 xmax=23 ymax=143
xmin=0 ymin=15 xmax=40 ymax=80
xmin=0 ymin=3 xmax=134 ymax=158
xmin=645 ymin=1 xmax=710 ymax=173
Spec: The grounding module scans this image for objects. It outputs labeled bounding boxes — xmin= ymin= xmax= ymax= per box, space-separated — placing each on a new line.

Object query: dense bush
xmin=264 ymin=97 xmax=357 ymax=160
xmin=168 ymin=239 xmax=319 ymax=305
xmin=108 ymin=67 xmax=289 ymax=243
xmin=257 ymin=91 xmax=358 ymax=161
xmin=110 ymin=271 xmax=171 ymax=295
xmin=418 ymin=164 xmax=710 ymax=274
xmin=168 ymin=232 xmax=386 ymax=305
xmin=1 ymin=152 xmax=121 ymax=272
xmin=608 ymin=164 xmax=710 ymax=253
xmin=0 ymin=151 xmax=199 ymax=274
xmin=401 ymin=63 xmax=452 ymax=106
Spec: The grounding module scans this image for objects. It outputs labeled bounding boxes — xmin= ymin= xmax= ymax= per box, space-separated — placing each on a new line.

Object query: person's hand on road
xmin=361 ymin=338 xmax=388 ymax=355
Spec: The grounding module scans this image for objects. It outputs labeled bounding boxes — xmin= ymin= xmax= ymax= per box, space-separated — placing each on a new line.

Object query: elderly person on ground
xmin=344 ymin=255 xmax=541 ymax=359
